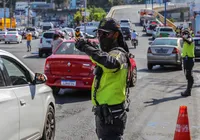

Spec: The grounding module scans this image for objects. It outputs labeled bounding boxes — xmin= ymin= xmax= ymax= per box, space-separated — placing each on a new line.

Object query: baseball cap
xmin=94 ymin=18 xmax=121 ymax=33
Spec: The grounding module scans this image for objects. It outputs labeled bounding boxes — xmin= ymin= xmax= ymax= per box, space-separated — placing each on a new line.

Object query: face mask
xmin=99 ymin=37 xmax=114 ymax=52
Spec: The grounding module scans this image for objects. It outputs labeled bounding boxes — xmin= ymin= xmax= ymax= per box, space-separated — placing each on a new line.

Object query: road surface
xmin=1 ymin=4 xmax=200 ymax=140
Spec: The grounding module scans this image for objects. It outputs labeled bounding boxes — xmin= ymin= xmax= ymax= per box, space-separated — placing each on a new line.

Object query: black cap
xmin=94 ymin=18 xmax=121 ymax=32
xmin=183 ymin=29 xmax=190 ymax=34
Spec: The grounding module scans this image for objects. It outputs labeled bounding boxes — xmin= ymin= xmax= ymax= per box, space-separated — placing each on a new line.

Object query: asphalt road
xmin=1 ymin=5 xmax=200 ymax=140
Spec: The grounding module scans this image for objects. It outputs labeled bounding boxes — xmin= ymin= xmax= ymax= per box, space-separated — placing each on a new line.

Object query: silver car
xmin=0 ymin=50 xmax=55 ymax=140
xmin=0 ymin=31 xmax=6 ymax=41
xmin=147 ymin=37 xmax=183 ymax=70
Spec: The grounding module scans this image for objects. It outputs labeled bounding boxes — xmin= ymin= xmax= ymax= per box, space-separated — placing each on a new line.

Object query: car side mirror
xmin=34 ymin=73 xmax=47 ymax=84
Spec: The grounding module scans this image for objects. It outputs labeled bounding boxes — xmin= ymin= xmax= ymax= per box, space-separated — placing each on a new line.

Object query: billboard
xmin=0 ymin=8 xmax=10 ymax=18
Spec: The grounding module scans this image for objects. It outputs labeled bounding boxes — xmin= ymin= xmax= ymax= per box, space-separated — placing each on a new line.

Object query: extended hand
xmin=75 ymin=38 xmax=87 ymax=52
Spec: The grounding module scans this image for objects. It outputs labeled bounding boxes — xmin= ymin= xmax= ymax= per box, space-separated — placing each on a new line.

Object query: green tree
xmin=112 ymin=0 xmax=124 ymax=6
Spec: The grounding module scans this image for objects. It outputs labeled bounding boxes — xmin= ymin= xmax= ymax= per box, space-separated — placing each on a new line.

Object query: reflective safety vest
xmin=75 ymin=31 xmax=81 ymax=39
xmin=91 ymin=50 xmax=128 ymax=106
xmin=182 ymin=41 xmax=195 ymax=58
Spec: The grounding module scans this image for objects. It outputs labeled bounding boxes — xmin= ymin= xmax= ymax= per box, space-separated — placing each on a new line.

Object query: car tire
xmin=17 ymin=41 xmax=20 ymax=44
xmin=39 ymin=50 xmax=43 ymax=57
xmin=41 ymin=105 xmax=55 ymax=140
xmin=148 ymin=63 xmax=153 ymax=70
xmin=51 ymin=87 xmax=60 ymax=95
xmin=5 ymin=42 xmax=7 ymax=44
xmin=130 ymin=67 xmax=137 ymax=87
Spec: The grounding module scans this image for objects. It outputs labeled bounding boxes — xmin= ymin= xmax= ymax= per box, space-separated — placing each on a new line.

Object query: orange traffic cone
xmin=174 ymin=106 xmax=191 ymax=140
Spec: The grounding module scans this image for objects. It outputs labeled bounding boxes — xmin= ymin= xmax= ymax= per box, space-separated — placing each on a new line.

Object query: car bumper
xmin=5 ymin=38 xmax=19 ymax=42
xmin=147 ymin=54 xmax=181 ymax=65
xmin=146 ymin=30 xmax=153 ymax=34
xmin=45 ymin=74 xmax=94 ymax=90
xmin=39 ymin=47 xmax=52 ymax=53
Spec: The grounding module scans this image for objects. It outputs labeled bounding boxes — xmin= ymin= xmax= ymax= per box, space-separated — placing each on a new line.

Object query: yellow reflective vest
xmin=75 ymin=31 xmax=81 ymax=39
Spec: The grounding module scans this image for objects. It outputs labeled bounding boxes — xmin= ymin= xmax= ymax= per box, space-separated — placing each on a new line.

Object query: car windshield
xmin=152 ymin=39 xmax=178 ymax=46
xmin=55 ymin=42 xmax=86 ymax=55
xmin=26 ymin=28 xmax=35 ymax=31
xmin=121 ymin=22 xmax=130 ymax=26
xmin=43 ymin=33 xmax=54 ymax=38
xmin=7 ymin=32 xmax=17 ymax=34
xmin=160 ymin=28 xmax=173 ymax=32
xmin=194 ymin=40 xmax=200 ymax=46
xmin=43 ymin=26 xmax=52 ymax=30
xmin=121 ymin=27 xmax=130 ymax=32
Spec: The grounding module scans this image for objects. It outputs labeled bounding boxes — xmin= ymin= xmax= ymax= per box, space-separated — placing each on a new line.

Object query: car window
xmin=7 ymin=32 xmax=17 ymax=34
xmin=55 ymin=42 xmax=86 ymax=55
xmin=160 ymin=28 xmax=173 ymax=32
xmin=43 ymin=33 xmax=54 ymax=39
xmin=26 ymin=28 xmax=35 ymax=31
xmin=152 ymin=39 xmax=178 ymax=46
xmin=194 ymin=40 xmax=200 ymax=46
xmin=0 ymin=32 xmax=5 ymax=34
xmin=121 ymin=27 xmax=130 ymax=32
xmin=0 ymin=69 xmax=5 ymax=87
xmin=2 ymin=58 xmax=29 ymax=86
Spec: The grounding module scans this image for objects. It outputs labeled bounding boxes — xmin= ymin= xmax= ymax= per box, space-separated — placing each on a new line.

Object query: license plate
xmin=61 ymin=80 xmax=76 ymax=86
xmin=155 ymin=49 xmax=168 ymax=53
xmin=196 ymin=46 xmax=200 ymax=50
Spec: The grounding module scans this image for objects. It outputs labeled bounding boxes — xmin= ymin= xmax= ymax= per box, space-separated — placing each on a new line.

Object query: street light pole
xmin=164 ymin=0 xmax=167 ymax=26
xmin=84 ymin=0 xmax=87 ymax=34
xmin=4 ymin=0 xmax=6 ymax=30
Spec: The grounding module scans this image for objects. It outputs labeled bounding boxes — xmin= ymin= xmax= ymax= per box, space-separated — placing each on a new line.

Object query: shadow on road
xmin=138 ymin=66 xmax=180 ymax=73
xmin=54 ymin=89 xmax=91 ymax=105
xmin=24 ymin=54 xmax=47 ymax=59
xmin=144 ymin=96 xmax=183 ymax=107
xmin=133 ymin=22 xmax=141 ymax=27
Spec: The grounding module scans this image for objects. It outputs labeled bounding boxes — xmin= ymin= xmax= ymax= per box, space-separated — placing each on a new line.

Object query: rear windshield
xmin=7 ymin=32 xmax=17 ymax=34
xmin=0 ymin=32 xmax=5 ymax=34
xmin=55 ymin=42 xmax=85 ymax=55
xmin=120 ymin=20 xmax=129 ymax=23
xmin=160 ymin=28 xmax=173 ymax=32
xmin=194 ymin=40 xmax=200 ymax=46
xmin=26 ymin=28 xmax=35 ymax=31
xmin=120 ymin=22 xmax=130 ymax=26
xmin=43 ymin=33 xmax=54 ymax=38
xmin=152 ymin=39 xmax=178 ymax=46
xmin=43 ymin=26 xmax=52 ymax=30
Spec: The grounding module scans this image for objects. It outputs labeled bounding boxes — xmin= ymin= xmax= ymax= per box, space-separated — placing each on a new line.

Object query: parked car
xmin=147 ymin=37 xmax=183 ymax=70
xmin=193 ymin=37 xmax=200 ymax=58
xmin=5 ymin=31 xmax=22 ymax=44
xmin=45 ymin=39 xmax=137 ymax=94
xmin=121 ymin=26 xmax=132 ymax=40
xmin=0 ymin=31 xmax=7 ymax=41
xmin=39 ymin=31 xmax=55 ymax=57
xmin=0 ymin=49 xmax=55 ymax=140
xmin=153 ymin=27 xmax=176 ymax=39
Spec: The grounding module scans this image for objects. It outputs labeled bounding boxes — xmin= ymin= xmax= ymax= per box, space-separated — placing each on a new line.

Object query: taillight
xmin=172 ymin=48 xmax=179 ymax=54
xmin=160 ymin=34 xmax=162 ymax=37
xmin=40 ymin=38 xmax=42 ymax=43
xmin=44 ymin=61 xmax=50 ymax=73
xmin=16 ymin=35 xmax=18 ymax=38
xmin=147 ymin=48 xmax=152 ymax=53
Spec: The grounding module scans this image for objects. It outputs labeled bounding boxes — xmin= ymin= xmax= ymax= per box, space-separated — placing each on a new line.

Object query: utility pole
xmin=84 ymin=0 xmax=87 ymax=34
xmin=164 ymin=0 xmax=167 ymax=26
xmin=4 ymin=0 xmax=6 ymax=30
xmin=27 ymin=0 xmax=30 ymax=27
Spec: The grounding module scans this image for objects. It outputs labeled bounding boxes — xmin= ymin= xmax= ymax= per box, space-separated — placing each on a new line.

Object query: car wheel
xmin=39 ymin=50 xmax=43 ymax=57
xmin=41 ymin=105 xmax=55 ymax=140
xmin=17 ymin=41 xmax=20 ymax=44
xmin=130 ymin=67 xmax=137 ymax=87
xmin=148 ymin=63 xmax=153 ymax=70
xmin=51 ymin=87 xmax=60 ymax=94
xmin=5 ymin=42 xmax=7 ymax=44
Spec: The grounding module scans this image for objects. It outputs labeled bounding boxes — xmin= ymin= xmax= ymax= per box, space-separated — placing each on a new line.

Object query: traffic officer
xmin=175 ymin=27 xmax=181 ymax=37
xmin=26 ymin=31 xmax=32 ymax=52
xmin=75 ymin=28 xmax=81 ymax=39
xmin=75 ymin=17 xmax=131 ymax=140
xmin=181 ymin=29 xmax=195 ymax=97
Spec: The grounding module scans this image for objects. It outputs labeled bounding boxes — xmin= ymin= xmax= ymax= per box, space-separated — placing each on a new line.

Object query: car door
xmin=0 ymin=58 xmax=19 ymax=140
xmin=1 ymin=56 xmax=44 ymax=140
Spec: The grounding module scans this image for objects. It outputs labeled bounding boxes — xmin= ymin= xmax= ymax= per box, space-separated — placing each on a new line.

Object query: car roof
xmin=155 ymin=37 xmax=179 ymax=40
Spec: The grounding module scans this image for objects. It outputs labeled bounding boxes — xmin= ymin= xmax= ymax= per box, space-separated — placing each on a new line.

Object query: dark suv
xmin=121 ymin=26 xmax=131 ymax=40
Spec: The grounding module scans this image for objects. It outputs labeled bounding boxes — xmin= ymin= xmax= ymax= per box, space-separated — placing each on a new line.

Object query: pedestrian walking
xmin=181 ymin=29 xmax=195 ymax=97
xmin=75 ymin=17 xmax=131 ymax=140
xmin=26 ymin=32 xmax=32 ymax=52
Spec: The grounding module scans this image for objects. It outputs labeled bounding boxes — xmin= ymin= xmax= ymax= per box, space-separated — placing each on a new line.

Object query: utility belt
xmin=183 ymin=56 xmax=194 ymax=60
xmin=92 ymin=102 xmax=126 ymax=124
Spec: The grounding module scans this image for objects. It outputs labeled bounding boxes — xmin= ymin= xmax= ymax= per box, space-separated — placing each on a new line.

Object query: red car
xmin=44 ymin=39 xmax=137 ymax=94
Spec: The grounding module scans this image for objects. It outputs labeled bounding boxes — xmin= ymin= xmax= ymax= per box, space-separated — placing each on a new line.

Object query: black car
xmin=121 ymin=26 xmax=131 ymax=40
xmin=194 ymin=37 xmax=200 ymax=58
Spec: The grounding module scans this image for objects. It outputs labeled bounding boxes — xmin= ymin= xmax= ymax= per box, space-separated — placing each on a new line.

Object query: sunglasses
xmin=97 ymin=30 xmax=114 ymax=38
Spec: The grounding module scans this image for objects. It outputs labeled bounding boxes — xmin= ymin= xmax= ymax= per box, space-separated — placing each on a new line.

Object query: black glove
xmin=75 ymin=38 xmax=87 ymax=52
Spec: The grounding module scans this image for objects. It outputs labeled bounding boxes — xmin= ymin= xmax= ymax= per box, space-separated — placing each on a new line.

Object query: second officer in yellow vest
xmin=75 ymin=28 xmax=81 ymax=39
xmin=75 ymin=18 xmax=130 ymax=140
xmin=181 ymin=30 xmax=195 ymax=97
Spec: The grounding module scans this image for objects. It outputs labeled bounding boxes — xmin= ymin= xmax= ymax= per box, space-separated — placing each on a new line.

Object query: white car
xmin=0 ymin=31 xmax=7 ymax=41
xmin=5 ymin=31 xmax=22 ymax=44
xmin=0 ymin=49 xmax=55 ymax=140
